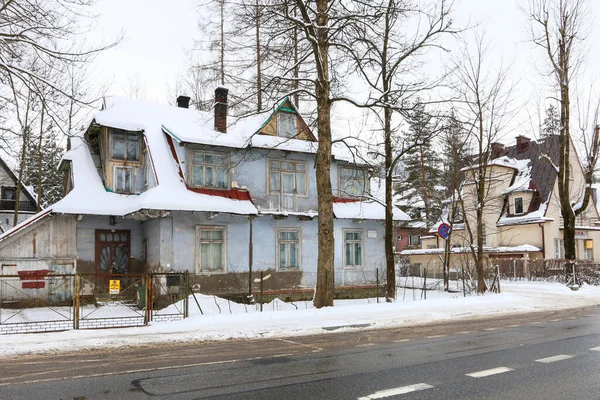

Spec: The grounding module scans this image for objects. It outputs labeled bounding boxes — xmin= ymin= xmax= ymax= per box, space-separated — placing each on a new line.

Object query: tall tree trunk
xmin=293 ymin=7 xmax=299 ymax=107
xmin=255 ymin=0 xmax=262 ymax=112
xmin=14 ymin=93 xmax=31 ymax=226
xmin=475 ymin=106 xmax=487 ymax=293
xmin=36 ymin=104 xmax=45 ymax=211
xmin=312 ymin=0 xmax=334 ymax=308
xmin=419 ymin=146 xmax=430 ymax=223
xmin=384 ymin=105 xmax=395 ymax=301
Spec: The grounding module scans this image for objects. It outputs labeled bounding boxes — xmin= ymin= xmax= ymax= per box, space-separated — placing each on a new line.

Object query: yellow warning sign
xmin=109 ymin=279 xmax=120 ymax=294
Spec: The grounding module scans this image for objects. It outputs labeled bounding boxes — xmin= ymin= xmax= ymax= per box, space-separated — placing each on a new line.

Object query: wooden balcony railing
xmin=0 ymin=200 xmax=36 ymax=212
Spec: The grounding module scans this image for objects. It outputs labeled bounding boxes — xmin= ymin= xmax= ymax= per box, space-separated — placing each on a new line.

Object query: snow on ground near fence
xmin=1 ymin=281 xmax=599 ymax=358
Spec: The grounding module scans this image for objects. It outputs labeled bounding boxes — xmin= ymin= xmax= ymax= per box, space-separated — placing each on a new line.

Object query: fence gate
xmin=76 ymin=273 xmax=147 ymax=329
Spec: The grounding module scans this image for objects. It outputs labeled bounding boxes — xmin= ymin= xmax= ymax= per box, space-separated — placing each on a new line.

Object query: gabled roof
xmin=0 ymin=155 xmax=38 ymax=206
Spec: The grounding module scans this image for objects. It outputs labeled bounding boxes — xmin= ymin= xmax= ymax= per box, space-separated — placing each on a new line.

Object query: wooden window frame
xmin=188 ymin=150 xmax=230 ymax=190
xmin=276 ymin=227 xmax=302 ymax=271
xmin=110 ymin=130 xmax=143 ymax=164
xmin=338 ymin=166 xmax=367 ymax=198
xmin=277 ymin=111 xmax=297 ymax=138
xmin=113 ymin=165 xmax=134 ymax=194
xmin=267 ymin=159 xmax=308 ymax=198
xmin=195 ymin=226 xmax=227 ymax=274
xmin=343 ymin=228 xmax=364 ymax=269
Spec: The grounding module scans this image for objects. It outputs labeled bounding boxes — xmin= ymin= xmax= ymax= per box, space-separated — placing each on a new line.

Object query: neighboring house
xmin=401 ymin=135 xmax=600 ymax=273
xmin=0 ymin=156 xmax=37 ymax=233
xmin=0 ymin=89 xmax=409 ymax=281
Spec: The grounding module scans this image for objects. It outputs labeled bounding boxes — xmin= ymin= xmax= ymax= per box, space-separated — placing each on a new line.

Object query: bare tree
xmin=344 ymin=0 xmax=456 ymax=300
xmin=524 ymin=0 xmax=599 ymax=281
xmin=451 ymin=33 xmax=514 ymax=293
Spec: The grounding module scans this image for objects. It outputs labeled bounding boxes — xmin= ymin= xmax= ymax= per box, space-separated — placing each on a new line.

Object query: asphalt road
xmin=2 ymin=306 xmax=600 ymax=400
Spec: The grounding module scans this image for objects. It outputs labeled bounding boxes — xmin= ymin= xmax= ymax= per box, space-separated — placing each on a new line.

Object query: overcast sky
xmin=89 ymin=0 xmax=600 ymax=142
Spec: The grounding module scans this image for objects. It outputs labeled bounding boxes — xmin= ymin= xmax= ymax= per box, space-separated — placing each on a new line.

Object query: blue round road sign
xmin=438 ymin=223 xmax=451 ymax=239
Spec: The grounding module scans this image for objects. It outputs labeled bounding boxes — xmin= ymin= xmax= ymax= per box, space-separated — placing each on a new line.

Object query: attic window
xmin=190 ymin=152 xmax=229 ymax=189
xmin=514 ymin=197 xmax=524 ymax=215
xmin=278 ymin=111 xmax=296 ymax=138
xmin=112 ymin=130 xmax=141 ymax=162
xmin=1 ymin=187 xmax=16 ymax=200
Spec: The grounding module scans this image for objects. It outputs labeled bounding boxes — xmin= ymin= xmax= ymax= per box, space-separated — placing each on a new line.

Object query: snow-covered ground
xmin=1 ymin=281 xmax=599 ymax=358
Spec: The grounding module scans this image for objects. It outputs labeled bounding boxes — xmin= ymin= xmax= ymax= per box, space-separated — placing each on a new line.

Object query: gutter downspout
xmin=538 ymin=222 xmax=546 ymax=259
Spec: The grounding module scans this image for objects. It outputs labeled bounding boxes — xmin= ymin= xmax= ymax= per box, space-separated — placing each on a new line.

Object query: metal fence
xmin=0 ymin=272 xmax=188 ymax=334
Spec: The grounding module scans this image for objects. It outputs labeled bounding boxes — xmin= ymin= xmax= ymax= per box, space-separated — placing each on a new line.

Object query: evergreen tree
xmin=541 ymin=104 xmax=560 ymax=138
xmin=396 ymin=104 xmax=443 ymax=225
xmin=21 ymin=122 xmax=64 ymax=209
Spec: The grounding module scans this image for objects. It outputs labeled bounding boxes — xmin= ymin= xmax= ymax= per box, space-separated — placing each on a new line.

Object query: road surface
xmin=1 ymin=305 xmax=600 ymax=399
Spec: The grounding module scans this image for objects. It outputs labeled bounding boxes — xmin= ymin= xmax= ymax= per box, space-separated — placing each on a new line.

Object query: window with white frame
xmin=190 ymin=152 xmax=229 ymax=189
xmin=114 ymin=166 xmax=133 ymax=194
xmin=277 ymin=229 xmax=301 ymax=270
xmin=554 ymin=238 xmax=565 ymax=259
xmin=112 ymin=130 xmax=141 ymax=162
xmin=514 ymin=197 xmax=524 ymax=215
xmin=339 ymin=167 xmax=366 ymax=197
xmin=344 ymin=230 xmax=363 ymax=268
xmin=196 ymin=227 xmax=226 ymax=273
xmin=278 ymin=111 xmax=297 ymax=138
xmin=408 ymin=234 xmax=421 ymax=246
xmin=269 ymin=160 xmax=307 ymax=211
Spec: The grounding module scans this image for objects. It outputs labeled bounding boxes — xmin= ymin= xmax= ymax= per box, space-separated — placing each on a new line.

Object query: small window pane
xmin=193 ymin=153 xmax=204 ymax=164
xmin=279 ymin=243 xmax=287 ymax=269
xmin=200 ymin=230 xmax=211 ymax=240
xmin=296 ymin=164 xmax=305 ymax=173
xmin=270 ymin=171 xmax=280 ymax=192
xmin=217 ymin=167 xmax=227 ymax=188
xmin=112 ymin=133 xmax=126 ymax=159
xmin=270 ymin=161 xmax=280 ymax=170
xmin=200 ymin=243 xmax=211 ymax=271
xmin=287 ymin=231 xmax=298 ymax=240
xmin=211 ymin=243 xmax=223 ymax=270
xmin=290 ymin=243 xmax=299 ymax=269
xmin=212 ymin=230 xmax=223 ymax=240
xmin=296 ymin=173 xmax=306 ymax=195
xmin=127 ymin=135 xmax=139 ymax=161
xmin=345 ymin=243 xmax=353 ymax=266
xmin=204 ymin=155 xmax=214 ymax=164
xmin=282 ymin=173 xmax=295 ymax=194
xmin=282 ymin=162 xmax=294 ymax=171
xmin=192 ymin=166 xmax=204 ymax=186
xmin=354 ymin=243 xmax=362 ymax=265
xmin=205 ymin=166 xmax=215 ymax=187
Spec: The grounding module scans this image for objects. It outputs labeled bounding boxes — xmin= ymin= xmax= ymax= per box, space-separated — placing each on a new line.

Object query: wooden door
xmin=95 ymin=230 xmax=130 ymax=274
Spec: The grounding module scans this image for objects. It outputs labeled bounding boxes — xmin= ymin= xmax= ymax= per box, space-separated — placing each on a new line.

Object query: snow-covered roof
xmin=501 ymin=159 xmax=532 ymax=195
xmin=460 ymin=156 xmax=521 ymax=172
xmin=53 ymin=100 xmax=258 ymax=217
xmin=96 ymin=96 xmax=361 ymax=164
xmin=401 ymin=244 xmax=542 ymax=256
xmin=333 ymin=200 xmax=410 ymax=221
xmin=0 ymin=155 xmax=38 ymax=205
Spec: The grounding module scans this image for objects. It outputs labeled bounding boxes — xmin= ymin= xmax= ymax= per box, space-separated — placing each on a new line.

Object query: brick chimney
xmin=214 ymin=87 xmax=229 ymax=133
xmin=516 ymin=135 xmax=531 ymax=154
xmin=176 ymin=95 xmax=191 ymax=109
xmin=491 ymin=142 xmax=505 ymax=159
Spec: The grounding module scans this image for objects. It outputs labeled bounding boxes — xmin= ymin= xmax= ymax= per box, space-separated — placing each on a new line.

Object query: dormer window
xmin=112 ymin=130 xmax=141 ymax=162
xmin=278 ymin=111 xmax=297 ymax=138
xmin=114 ymin=166 xmax=133 ymax=194
xmin=190 ymin=152 xmax=229 ymax=189
xmin=339 ymin=167 xmax=366 ymax=197
xmin=514 ymin=197 xmax=524 ymax=215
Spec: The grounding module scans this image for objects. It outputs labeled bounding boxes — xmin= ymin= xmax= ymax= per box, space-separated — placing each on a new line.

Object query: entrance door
xmin=95 ymin=230 xmax=130 ymax=274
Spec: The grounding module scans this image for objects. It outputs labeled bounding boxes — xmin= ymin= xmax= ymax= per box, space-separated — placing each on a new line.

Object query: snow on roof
xmin=333 ymin=200 xmax=410 ymax=221
xmin=107 ymin=95 xmax=364 ymax=164
xmin=501 ymin=159 xmax=532 ymax=195
xmin=460 ymin=156 xmax=520 ymax=172
xmin=53 ymin=110 xmax=258 ymax=217
xmin=401 ymin=244 xmax=542 ymax=256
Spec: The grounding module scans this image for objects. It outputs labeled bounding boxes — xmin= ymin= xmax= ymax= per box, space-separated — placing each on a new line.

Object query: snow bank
xmin=1 ymin=281 xmax=599 ymax=358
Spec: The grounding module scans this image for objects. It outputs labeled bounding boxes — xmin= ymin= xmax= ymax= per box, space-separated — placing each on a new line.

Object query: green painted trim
xmin=254 ymin=96 xmax=291 ymax=135
xmin=105 ymin=187 xmax=113 ymax=193
xmin=279 ymin=106 xmax=295 ymax=113
xmin=162 ymin=125 xmax=183 ymax=143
